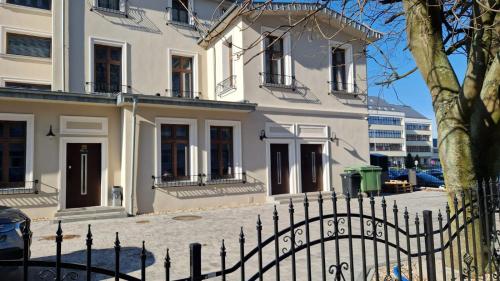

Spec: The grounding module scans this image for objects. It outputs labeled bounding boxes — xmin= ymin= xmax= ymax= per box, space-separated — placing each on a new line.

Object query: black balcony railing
xmin=165 ymin=89 xmax=201 ymax=99
xmin=85 ymin=82 xmax=129 ymax=94
xmin=216 ymin=75 xmax=236 ymax=97
xmin=259 ymin=72 xmax=296 ymax=90
xmin=327 ymin=81 xmax=362 ymax=95
xmin=152 ymin=172 xmax=247 ymax=188
xmin=0 ymin=180 xmax=39 ymax=195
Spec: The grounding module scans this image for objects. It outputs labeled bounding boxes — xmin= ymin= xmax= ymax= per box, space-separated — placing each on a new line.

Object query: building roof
xmin=368 ymin=96 xmax=429 ymax=120
xmin=198 ymin=1 xmax=383 ymax=47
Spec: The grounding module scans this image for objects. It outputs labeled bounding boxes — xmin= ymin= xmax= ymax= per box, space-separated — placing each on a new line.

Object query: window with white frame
xmin=93 ymin=0 xmax=126 ymax=13
xmin=167 ymin=49 xmax=198 ymax=98
xmin=155 ymin=118 xmax=197 ymax=184
xmin=6 ymin=0 xmax=51 ymax=10
xmin=329 ymin=42 xmax=354 ymax=93
xmin=168 ymin=0 xmax=193 ymax=25
xmin=205 ymin=120 xmax=242 ymax=181
xmin=6 ymin=33 xmax=51 ymax=58
xmin=262 ymin=34 xmax=292 ymax=86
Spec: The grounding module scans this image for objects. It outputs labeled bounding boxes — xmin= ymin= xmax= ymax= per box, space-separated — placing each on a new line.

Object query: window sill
xmin=217 ymin=87 xmax=236 ymax=98
xmin=166 ymin=20 xmax=197 ymax=30
xmin=90 ymin=6 xmax=128 ymax=17
xmin=0 ymin=3 xmax=52 ymax=15
xmin=0 ymin=53 xmax=51 ymax=63
xmin=260 ymin=83 xmax=296 ymax=91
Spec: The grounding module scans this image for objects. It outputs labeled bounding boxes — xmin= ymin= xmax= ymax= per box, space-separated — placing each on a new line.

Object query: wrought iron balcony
xmin=165 ymin=89 xmax=201 ymax=99
xmin=327 ymin=81 xmax=363 ymax=96
xmin=204 ymin=172 xmax=247 ymax=185
xmin=85 ymin=82 xmax=130 ymax=95
xmin=259 ymin=72 xmax=296 ymax=90
xmin=216 ymin=75 xmax=236 ymax=97
xmin=0 ymin=180 xmax=39 ymax=195
xmin=152 ymin=174 xmax=203 ymax=188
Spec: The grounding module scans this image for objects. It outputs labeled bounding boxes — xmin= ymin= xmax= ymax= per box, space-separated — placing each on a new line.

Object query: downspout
xmin=129 ymin=96 xmax=138 ymax=215
xmin=61 ymin=0 xmax=65 ymax=90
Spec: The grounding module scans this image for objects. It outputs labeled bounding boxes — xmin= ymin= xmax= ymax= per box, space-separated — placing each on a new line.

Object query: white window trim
xmin=155 ymin=117 xmax=198 ymax=181
xmin=166 ymin=48 xmax=199 ymax=98
xmin=60 ymin=116 xmax=108 ymax=135
xmin=265 ymin=139 xmax=297 ymax=196
xmin=0 ymin=76 xmax=51 ymax=88
xmin=92 ymin=0 xmax=127 ymax=13
xmin=260 ymin=26 xmax=293 ymax=86
xmin=0 ymin=25 xmax=52 ymax=63
xmin=0 ymin=113 xmax=34 ymax=188
xmin=204 ymin=120 xmax=242 ymax=180
xmin=329 ymin=40 xmax=354 ymax=93
xmin=295 ymin=139 xmax=331 ymax=193
xmin=88 ymin=37 xmax=128 ymax=93
xmin=167 ymin=0 xmax=195 ymax=25
xmin=58 ymin=137 xmax=108 ymax=210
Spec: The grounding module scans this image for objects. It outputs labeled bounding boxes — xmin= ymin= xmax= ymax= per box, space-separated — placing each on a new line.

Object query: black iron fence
xmin=152 ymin=172 xmax=247 ymax=188
xmin=0 ymin=180 xmax=39 ymax=195
xmin=1 ymin=178 xmax=499 ymax=281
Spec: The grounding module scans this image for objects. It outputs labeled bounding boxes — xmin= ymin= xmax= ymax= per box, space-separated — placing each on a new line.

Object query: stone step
xmin=55 ymin=206 xmax=125 ymax=217
xmin=53 ymin=207 xmax=127 ymax=223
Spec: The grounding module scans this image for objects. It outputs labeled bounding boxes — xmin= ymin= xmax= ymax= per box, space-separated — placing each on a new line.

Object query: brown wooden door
xmin=300 ymin=144 xmax=323 ymax=193
xmin=270 ymin=144 xmax=290 ymax=195
xmin=66 ymin=143 xmax=101 ymax=208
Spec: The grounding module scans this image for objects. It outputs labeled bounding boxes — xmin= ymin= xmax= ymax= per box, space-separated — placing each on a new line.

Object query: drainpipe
xmin=129 ymin=96 xmax=138 ymax=215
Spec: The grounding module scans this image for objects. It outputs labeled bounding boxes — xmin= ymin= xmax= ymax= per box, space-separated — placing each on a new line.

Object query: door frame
xmin=296 ymin=139 xmax=331 ymax=193
xmin=265 ymin=139 xmax=296 ymax=196
xmin=58 ymin=137 xmax=108 ymax=210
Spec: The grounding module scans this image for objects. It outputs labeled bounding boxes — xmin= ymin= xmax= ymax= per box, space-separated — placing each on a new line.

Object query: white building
xmin=368 ymin=97 xmax=433 ymax=167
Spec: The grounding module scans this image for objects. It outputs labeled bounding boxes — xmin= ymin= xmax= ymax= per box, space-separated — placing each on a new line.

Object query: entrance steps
xmin=53 ymin=206 xmax=127 ymax=223
xmin=271 ymin=191 xmax=335 ymax=205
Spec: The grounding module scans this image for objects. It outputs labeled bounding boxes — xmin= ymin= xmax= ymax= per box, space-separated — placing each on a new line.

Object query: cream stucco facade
xmin=0 ymin=0 xmax=380 ymax=219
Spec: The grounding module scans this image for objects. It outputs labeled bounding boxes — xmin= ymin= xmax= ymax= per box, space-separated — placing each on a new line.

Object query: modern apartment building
xmin=368 ymin=97 xmax=433 ymax=167
xmin=0 ymin=0 xmax=381 ymax=219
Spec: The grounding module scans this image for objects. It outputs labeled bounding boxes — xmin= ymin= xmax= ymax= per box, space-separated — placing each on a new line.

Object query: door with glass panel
xmin=160 ymin=124 xmax=189 ymax=182
xmin=270 ymin=144 xmax=290 ymax=195
xmin=66 ymin=143 xmax=101 ymax=208
xmin=210 ymin=126 xmax=233 ymax=180
xmin=300 ymin=144 xmax=323 ymax=193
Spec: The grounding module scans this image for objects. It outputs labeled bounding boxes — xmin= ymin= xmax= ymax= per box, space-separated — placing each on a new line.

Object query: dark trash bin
xmin=341 ymin=172 xmax=362 ymax=196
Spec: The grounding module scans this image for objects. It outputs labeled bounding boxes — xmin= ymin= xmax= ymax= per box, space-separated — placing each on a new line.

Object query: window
xmin=369 ymin=130 xmax=402 ymax=139
xmin=369 ymin=143 xmax=403 ymax=152
xmin=331 ymin=48 xmax=346 ymax=91
xmin=6 ymin=33 xmax=51 ymax=58
xmin=94 ymin=44 xmax=122 ymax=93
xmin=171 ymin=56 xmax=193 ymax=98
xmin=6 ymin=0 xmax=51 ymax=9
xmin=406 ymin=123 xmax=430 ymax=131
xmin=264 ymin=36 xmax=285 ymax=84
xmin=407 ymin=146 xmax=431 ymax=153
xmin=406 ymin=134 xmax=430 ymax=141
xmin=210 ymin=126 xmax=233 ymax=178
xmin=5 ymin=82 xmax=51 ymax=90
xmin=368 ymin=116 xmax=402 ymax=126
xmin=171 ymin=0 xmax=189 ymax=24
xmin=96 ymin=0 xmax=119 ymax=10
xmin=160 ymin=124 xmax=190 ymax=180
xmin=0 ymin=121 xmax=26 ymax=188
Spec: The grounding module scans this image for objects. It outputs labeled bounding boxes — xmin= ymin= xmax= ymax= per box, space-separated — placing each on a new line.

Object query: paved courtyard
xmin=27 ymin=190 xmax=448 ymax=280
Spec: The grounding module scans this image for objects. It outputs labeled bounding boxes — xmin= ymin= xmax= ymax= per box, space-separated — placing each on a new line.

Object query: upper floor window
xmin=368 ymin=116 xmax=402 ymax=126
xmin=94 ymin=44 xmax=122 ymax=93
xmin=171 ymin=0 xmax=189 ymax=24
xmin=6 ymin=33 xmax=51 ymax=58
xmin=406 ymin=123 xmax=430 ymax=131
xmin=5 ymin=82 xmax=51 ymax=91
xmin=171 ymin=55 xmax=193 ymax=98
xmin=406 ymin=134 xmax=430 ymax=141
xmin=331 ymin=48 xmax=347 ymax=91
xmin=0 ymin=121 xmax=26 ymax=188
xmin=6 ymin=0 xmax=51 ymax=10
xmin=97 ymin=0 xmax=119 ymax=10
xmin=369 ymin=129 xmax=402 ymax=139
xmin=264 ymin=36 xmax=285 ymax=85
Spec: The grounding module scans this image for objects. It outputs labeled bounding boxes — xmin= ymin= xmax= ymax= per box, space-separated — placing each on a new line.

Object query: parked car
xmin=394 ymin=172 xmax=444 ymax=188
xmin=425 ymin=169 xmax=444 ymax=180
xmin=0 ymin=206 xmax=30 ymax=260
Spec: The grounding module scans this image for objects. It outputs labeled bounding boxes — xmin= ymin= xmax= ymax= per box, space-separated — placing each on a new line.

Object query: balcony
xmin=327 ymin=81 xmax=363 ymax=96
xmin=216 ymin=75 xmax=236 ymax=97
xmin=85 ymin=82 xmax=130 ymax=95
xmin=259 ymin=72 xmax=296 ymax=90
xmin=164 ymin=89 xmax=201 ymax=99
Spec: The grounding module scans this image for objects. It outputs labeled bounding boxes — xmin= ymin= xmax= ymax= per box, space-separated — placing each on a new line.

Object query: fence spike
xmin=86 ymin=224 xmax=93 ymax=245
xmin=257 ymin=215 xmax=262 ymax=230
xmin=346 ymin=191 xmax=351 ymax=201
xmin=115 ymin=232 xmax=120 ymax=248
xmin=332 ymin=190 xmax=337 ymax=200
xmin=381 ymin=196 xmax=386 ymax=207
xmin=404 ymin=207 xmax=408 ymax=218
xmin=393 ymin=200 xmax=398 ymax=211
xmin=273 ymin=205 xmax=278 ymax=218
xmin=318 ymin=191 xmax=323 ymax=203
xmin=240 ymin=226 xmax=245 ymax=241
xmin=56 ymin=221 xmax=63 ymax=240
xmin=289 ymin=198 xmax=294 ymax=212
xmin=141 ymin=241 xmax=146 ymax=281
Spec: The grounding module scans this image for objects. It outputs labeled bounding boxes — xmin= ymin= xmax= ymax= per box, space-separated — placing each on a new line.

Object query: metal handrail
xmin=327 ymin=81 xmax=363 ymax=95
xmin=164 ymin=89 xmax=201 ymax=99
xmin=216 ymin=75 xmax=236 ymax=97
xmin=259 ymin=72 xmax=296 ymax=90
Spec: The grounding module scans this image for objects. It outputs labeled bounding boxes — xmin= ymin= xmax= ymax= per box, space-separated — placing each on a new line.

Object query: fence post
xmin=423 ymin=210 xmax=437 ymax=281
xmin=190 ymin=243 xmax=202 ymax=281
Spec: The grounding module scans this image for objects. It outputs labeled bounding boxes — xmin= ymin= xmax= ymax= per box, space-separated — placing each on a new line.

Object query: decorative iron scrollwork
xmin=281 ymin=228 xmax=304 ymax=253
xmin=328 ymin=261 xmax=348 ymax=281
xmin=365 ymin=220 xmax=384 ymax=238
xmin=462 ymin=252 xmax=477 ymax=278
xmin=39 ymin=269 xmax=79 ymax=281
xmin=326 ymin=217 xmax=346 ymax=237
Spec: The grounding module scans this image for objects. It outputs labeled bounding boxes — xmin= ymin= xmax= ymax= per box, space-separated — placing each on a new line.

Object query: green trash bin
xmin=344 ymin=165 xmax=382 ymax=195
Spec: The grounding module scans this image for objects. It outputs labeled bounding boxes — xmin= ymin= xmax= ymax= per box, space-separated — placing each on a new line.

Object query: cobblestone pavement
xmin=27 ymin=190 xmax=448 ymax=281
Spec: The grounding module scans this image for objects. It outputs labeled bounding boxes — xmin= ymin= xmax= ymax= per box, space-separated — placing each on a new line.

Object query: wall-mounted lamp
xmin=259 ymin=130 xmax=267 ymax=141
xmin=329 ymin=132 xmax=338 ymax=142
xmin=46 ymin=125 xmax=56 ymax=139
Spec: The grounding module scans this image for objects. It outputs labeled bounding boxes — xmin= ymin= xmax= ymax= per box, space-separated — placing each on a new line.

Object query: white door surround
xmin=58 ymin=137 xmax=108 ymax=210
